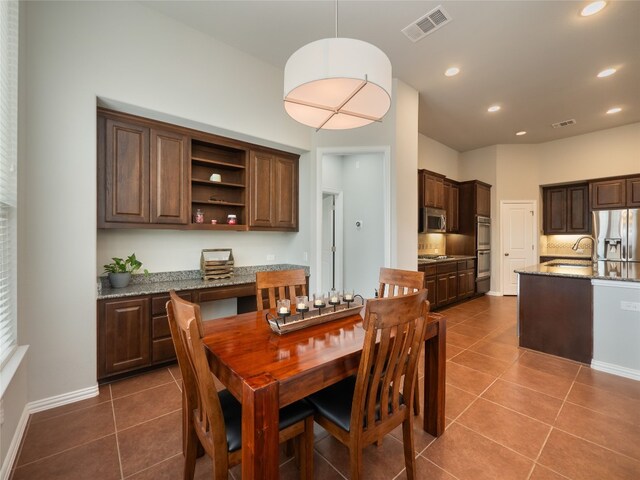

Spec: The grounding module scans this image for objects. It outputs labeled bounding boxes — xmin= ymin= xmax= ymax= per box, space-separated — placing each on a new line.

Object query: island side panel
xmin=518 ymin=274 xmax=593 ymax=363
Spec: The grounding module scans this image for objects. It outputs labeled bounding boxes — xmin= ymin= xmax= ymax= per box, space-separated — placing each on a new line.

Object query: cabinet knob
xmin=504 ymin=253 xmax=509 ymax=256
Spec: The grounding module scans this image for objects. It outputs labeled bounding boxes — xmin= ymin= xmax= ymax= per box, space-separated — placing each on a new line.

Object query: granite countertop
xmin=418 ymin=255 xmax=475 ymax=265
xmin=516 ymin=259 xmax=640 ymax=283
xmin=97 ymin=264 xmax=310 ymax=300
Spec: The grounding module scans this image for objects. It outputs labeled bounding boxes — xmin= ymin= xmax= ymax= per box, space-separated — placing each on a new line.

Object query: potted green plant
xmin=103 ymin=253 xmax=149 ymax=288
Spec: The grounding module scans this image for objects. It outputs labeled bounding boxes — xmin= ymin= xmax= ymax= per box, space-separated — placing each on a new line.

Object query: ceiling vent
xmin=552 ymin=119 xmax=577 ymax=128
xmin=402 ymin=6 xmax=452 ymax=42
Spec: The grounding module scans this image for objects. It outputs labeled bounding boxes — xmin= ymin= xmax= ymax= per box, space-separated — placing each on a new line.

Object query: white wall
xmin=537 ymin=123 xmax=640 ymax=185
xmin=19 ymin=0 xmax=313 ymax=409
xmin=418 ymin=134 xmax=459 ymax=179
xmin=342 ymin=154 xmax=385 ymax=297
xmin=393 ymin=80 xmax=420 ymax=270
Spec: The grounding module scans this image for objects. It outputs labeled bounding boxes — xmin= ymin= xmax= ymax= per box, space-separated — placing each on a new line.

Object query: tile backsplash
xmin=540 ymin=235 xmax=593 ymax=256
xmin=418 ymin=233 xmax=446 ymax=255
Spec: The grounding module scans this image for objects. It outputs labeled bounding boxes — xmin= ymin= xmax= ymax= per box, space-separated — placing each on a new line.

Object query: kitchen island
xmin=516 ymin=260 xmax=640 ymax=379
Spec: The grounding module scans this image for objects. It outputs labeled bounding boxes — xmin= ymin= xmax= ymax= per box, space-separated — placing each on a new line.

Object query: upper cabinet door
xmin=590 ymin=178 xmax=626 ymax=209
xmin=249 ymin=150 xmax=274 ymax=228
xmin=272 ymin=155 xmax=298 ymax=230
xmin=150 ymin=129 xmax=189 ymax=224
xmin=566 ymin=184 xmax=589 ymax=233
xmin=627 ymin=177 xmax=640 ymax=207
xmin=103 ymin=119 xmax=150 ymax=224
xmin=424 ymin=172 xmax=445 ymax=209
xmin=249 ymin=150 xmax=299 ymax=231
xmin=544 ymin=187 xmax=567 ymax=234
xmin=476 ymin=183 xmax=491 ymax=217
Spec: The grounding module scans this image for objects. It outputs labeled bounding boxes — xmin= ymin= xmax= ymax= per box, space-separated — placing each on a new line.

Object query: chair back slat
xmin=352 ymin=290 xmax=429 ymax=434
xmin=378 ymin=267 xmax=424 ymax=298
xmin=255 ymin=269 xmax=307 ymax=310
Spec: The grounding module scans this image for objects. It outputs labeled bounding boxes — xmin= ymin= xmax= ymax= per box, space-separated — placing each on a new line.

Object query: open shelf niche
xmin=190 ymin=138 xmax=248 ymax=230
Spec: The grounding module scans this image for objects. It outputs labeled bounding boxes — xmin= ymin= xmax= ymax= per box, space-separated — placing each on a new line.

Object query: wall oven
xmin=477 ymin=250 xmax=491 ymax=278
xmin=477 ymin=216 xmax=491 ymax=250
xmin=420 ymin=207 xmax=447 ymax=233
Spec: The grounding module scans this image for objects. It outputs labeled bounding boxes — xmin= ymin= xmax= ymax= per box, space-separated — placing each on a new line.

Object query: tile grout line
xmin=313 ymin=447 xmax=348 ymax=480
xmin=110 ymin=379 xmax=179 ymax=401
xmin=110 ymin=384 xmax=125 ymax=480
xmin=419 ymin=457 xmax=463 ymax=480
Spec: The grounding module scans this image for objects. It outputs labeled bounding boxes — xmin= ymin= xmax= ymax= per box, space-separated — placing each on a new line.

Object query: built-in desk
xmin=96 ymin=265 xmax=309 ymax=383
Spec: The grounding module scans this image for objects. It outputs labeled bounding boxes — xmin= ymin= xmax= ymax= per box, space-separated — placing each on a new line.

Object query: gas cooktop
xmin=418 ymin=254 xmax=449 ymax=260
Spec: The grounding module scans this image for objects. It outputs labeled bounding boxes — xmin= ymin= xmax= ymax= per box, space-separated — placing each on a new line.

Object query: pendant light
xmin=283 ymin=1 xmax=392 ymax=130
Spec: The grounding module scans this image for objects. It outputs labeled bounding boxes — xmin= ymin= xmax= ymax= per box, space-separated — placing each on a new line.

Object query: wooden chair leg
xmin=183 ymin=419 xmax=198 ymax=480
xmin=402 ymin=417 xmax=416 ymax=480
xmin=299 ymin=416 xmax=314 ymax=480
xmin=413 ymin=385 xmax=420 ymax=416
xmin=349 ymin=444 xmax=363 ymax=480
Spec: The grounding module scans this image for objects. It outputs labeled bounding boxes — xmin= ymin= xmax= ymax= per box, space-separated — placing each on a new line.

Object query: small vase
xmin=108 ymin=272 xmax=131 ymax=288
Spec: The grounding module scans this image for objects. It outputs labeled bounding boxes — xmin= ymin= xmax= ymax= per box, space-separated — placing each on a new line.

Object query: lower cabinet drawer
xmin=152 ymin=337 xmax=176 ymax=363
xmin=152 ymin=314 xmax=171 ymax=339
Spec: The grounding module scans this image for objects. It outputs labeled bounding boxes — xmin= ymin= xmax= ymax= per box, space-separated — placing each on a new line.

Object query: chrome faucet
xmin=572 ymin=236 xmax=597 ymax=267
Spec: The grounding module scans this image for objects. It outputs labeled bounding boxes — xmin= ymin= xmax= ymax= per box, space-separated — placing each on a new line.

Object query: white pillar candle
xmin=297 ymin=303 xmax=306 ymax=310
xmin=279 ymin=306 xmax=289 ymax=314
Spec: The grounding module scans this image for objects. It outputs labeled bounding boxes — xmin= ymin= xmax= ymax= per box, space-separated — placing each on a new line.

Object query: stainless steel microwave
xmin=420 ymin=207 xmax=447 ymax=233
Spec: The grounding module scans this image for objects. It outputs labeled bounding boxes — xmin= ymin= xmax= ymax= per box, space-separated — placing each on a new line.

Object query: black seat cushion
xmin=307 ymin=376 xmax=406 ymax=432
xmin=218 ymin=389 xmax=314 ymax=453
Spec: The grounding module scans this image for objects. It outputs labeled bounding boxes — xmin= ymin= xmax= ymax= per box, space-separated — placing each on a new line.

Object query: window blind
xmin=0 ymin=0 xmax=18 ymax=368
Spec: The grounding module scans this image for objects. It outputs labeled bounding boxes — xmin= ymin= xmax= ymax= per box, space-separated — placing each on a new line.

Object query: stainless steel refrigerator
xmin=593 ymin=209 xmax=640 ymax=261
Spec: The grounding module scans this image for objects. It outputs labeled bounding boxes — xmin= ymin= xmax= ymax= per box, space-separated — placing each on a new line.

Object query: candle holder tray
xmin=265 ymin=297 xmax=364 ymax=335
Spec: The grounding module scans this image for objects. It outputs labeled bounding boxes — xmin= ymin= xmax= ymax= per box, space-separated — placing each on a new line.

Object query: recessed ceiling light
xmin=487 ymin=105 xmax=501 ymax=113
xmin=445 ymin=67 xmax=460 ymax=77
xmin=516 ymin=131 xmax=527 ymax=136
xmin=597 ymin=68 xmax=616 ymax=78
xmin=581 ymin=1 xmax=607 ymax=16
xmin=606 ymin=107 xmax=622 ymax=114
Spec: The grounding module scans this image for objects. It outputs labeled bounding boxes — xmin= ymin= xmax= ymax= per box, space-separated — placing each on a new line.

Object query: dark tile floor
xmin=10 ymin=296 xmax=640 ymax=479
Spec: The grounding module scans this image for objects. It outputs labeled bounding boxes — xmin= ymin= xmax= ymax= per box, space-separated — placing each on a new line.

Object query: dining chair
xmin=378 ymin=267 xmax=425 ymax=415
xmin=255 ymin=268 xmax=307 ymax=310
xmin=166 ymin=291 xmax=314 ymax=480
xmin=307 ymin=290 xmax=430 ymax=480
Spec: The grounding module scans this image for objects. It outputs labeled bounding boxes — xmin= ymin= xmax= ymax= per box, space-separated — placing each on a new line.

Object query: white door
xmin=321 ymin=194 xmax=335 ymax=293
xmin=501 ymin=201 xmax=537 ymax=295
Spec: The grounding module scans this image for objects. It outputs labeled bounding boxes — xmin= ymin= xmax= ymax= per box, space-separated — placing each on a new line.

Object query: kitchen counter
xmin=418 ymin=254 xmax=475 ymax=265
xmin=515 ymin=260 xmax=640 ymax=283
xmin=97 ymin=264 xmax=310 ymax=300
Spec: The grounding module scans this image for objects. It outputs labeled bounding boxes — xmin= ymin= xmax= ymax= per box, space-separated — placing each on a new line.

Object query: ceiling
xmin=144 ymin=1 xmax=640 ymax=152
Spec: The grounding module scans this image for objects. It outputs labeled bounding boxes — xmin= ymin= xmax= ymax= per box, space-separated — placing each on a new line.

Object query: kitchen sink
xmin=545 ymin=261 xmax=592 ymax=268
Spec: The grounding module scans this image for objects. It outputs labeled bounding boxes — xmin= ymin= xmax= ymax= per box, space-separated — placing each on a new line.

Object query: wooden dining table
xmin=201 ymin=307 xmax=446 ymax=479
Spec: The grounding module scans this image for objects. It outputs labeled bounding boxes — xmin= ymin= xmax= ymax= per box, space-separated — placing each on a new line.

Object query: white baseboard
xmin=0 ymin=384 xmax=100 ymax=479
xmin=27 ymin=384 xmax=99 ymax=414
xmin=591 ymin=360 xmax=640 ymax=381
xmin=0 ymin=405 xmax=30 ymax=480
xmin=486 ymin=290 xmax=502 ymax=296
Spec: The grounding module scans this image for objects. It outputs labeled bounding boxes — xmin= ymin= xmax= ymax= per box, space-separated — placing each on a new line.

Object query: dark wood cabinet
xmin=421 ymin=170 xmax=445 ymax=209
xmin=98 ymin=283 xmax=257 ymax=382
xmin=435 ymin=262 xmax=457 ymax=307
xmin=543 ymin=183 xmax=589 ymax=234
xmin=476 ymin=183 xmax=491 ymax=217
xmin=519 ymin=274 xmax=592 ymax=364
xmin=149 ymin=292 xmax=192 ymax=364
xmin=150 ymin=129 xmax=190 ymax=224
xmin=627 ymin=177 xmax=640 ymax=207
xmin=457 ymin=260 xmax=475 ymax=299
xmin=444 ymin=181 xmax=459 ymax=232
xmin=249 ymin=150 xmax=299 ymax=231
xmin=590 ymin=178 xmax=626 ymax=209
xmin=98 ymin=108 xmax=298 ymax=232
xmin=98 ymin=115 xmax=189 ymax=227
xmin=98 ymin=297 xmax=150 ymax=378
xmin=100 ymin=118 xmax=150 ymax=224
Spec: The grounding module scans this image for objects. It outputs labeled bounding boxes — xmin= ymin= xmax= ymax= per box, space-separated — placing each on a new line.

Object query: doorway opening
xmin=316 ymin=148 xmax=390 ymax=298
